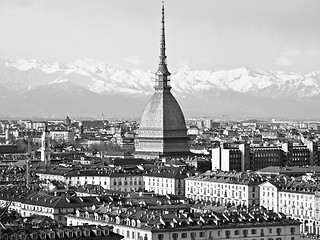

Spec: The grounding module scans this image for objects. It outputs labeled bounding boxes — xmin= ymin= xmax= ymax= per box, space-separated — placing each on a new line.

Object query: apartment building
xmin=0 ymin=186 xmax=109 ymax=225
xmin=66 ymin=204 xmax=300 ymax=240
xmin=260 ymin=178 xmax=320 ymax=234
xmin=212 ymin=141 xmax=318 ymax=171
xmin=185 ymin=172 xmax=262 ymax=206
xmin=143 ymin=166 xmax=187 ymax=195
xmin=65 ymin=170 xmax=144 ymax=192
xmin=50 ymin=130 xmax=75 ymax=143
xmin=34 ymin=166 xmax=144 ymax=192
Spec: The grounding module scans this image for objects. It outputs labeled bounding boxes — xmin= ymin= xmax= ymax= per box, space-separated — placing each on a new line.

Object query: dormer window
xmin=137 ymin=220 xmax=141 ymax=228
xmin=131 ymin=219 xmax=136 ymax=227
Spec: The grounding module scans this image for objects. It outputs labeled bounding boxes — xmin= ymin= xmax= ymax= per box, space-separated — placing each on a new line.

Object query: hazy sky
xmin=0 ymin=0 xmax=319 ymax=73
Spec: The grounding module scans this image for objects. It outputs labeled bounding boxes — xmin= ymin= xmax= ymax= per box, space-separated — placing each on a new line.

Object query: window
xmin=234 ymin=230 xmax=239 ymax=235
xmin=217 ymin=231 xmax=221 ymax=236
xmin=191 ymin=232 xmax=196 ymax=239
xmin=132 ymin=232 xmax=135 ymax=239
xmin=290 ymin=227 xmax=295 ymax=235
xmin=269 ymin=229 xmax=272 ymax=234
xmin=172 ymin=233 xmax=178 ymax=240
xmin=158 ymin=234 xmax=164 ymax=240
xmin=200 ymin=232 xmax=204 ymax=237
xmin=276 ymin=228 xmax=281 ymax=236
xmin=127 ymin=231 xmax=129 ymax=238
xmin=261 ymin=229 xmax=264 ymax=236
xmin=252 ymin=229 xmax=257 ymax=234
xmin=225 ymin=231 xmax=231 ymax=238
xmin=181 ymin=233 xmax=187 ymax=238
xmin=243 ymin=230 xmax=248 ymax=237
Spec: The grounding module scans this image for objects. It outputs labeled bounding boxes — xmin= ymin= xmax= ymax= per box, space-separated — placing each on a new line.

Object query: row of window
xmin=115 ymin=228 xmax=148 ymax=240
xmin=187 ymin=181 xmax=248 ymax=190
xmin=147 ymin=178 xmax=174 ymax=182
xmin=113 ymin=181 xmax=142 ymax=186
xmin=157 ymin=228 xmax=295 ymax=240
xmin=280 ymin=208 xmax=313 ymax=218
xmin=187 ymin=188 xmax=245 ymax=198
xmin=279 ymin=193 xmax=313 ymax=200
xmin=158 ymin=231 xmax=205 ymax=240
xmin=225 ymin=227 xmax=288 ymax=238
xmin=148 ymin=182 xmax=173 ymax=188
xmin=80 ymin=176 xmax=141 ymax=180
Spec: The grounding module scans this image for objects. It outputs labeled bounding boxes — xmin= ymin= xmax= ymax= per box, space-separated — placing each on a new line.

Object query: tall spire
xmin=155 ymin=1 xmax=171 ymax=90
xmin=159 ymin=2 xmax=167 ymax=67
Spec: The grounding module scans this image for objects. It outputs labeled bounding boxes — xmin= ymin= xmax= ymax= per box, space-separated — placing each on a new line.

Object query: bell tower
xmin=41 ymin=123 xmax=51 ymax=165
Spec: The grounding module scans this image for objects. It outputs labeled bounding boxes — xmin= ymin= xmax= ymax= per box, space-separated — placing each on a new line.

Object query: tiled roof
xmin=186 ymin=172 xmax=264 ymax=186
xmin=74 ymin=205 xmax=300 ymax=232
xmin=260 ymin=177 xmax=320 ymax=194
xmin=22 ymin=193 xmax=109 ymax=208
xmin=143 ymin=166 xmax=188 ymax=179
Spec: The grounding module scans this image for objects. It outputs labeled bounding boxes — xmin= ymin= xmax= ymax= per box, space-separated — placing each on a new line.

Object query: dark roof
xmin=0 ymin=145 xmax=19 ymax=154
xmin=256 ymin=166 xmax=320 ymax=176
xmin=112 ymin=158 xmax=151 ymax=166
xmin=5 ymin=192 xmax=110 ymax=209
xmin=74 ymin=205 xmax=300 ymax=232
xmin=143 ymin=166 xmax=188 ymax=179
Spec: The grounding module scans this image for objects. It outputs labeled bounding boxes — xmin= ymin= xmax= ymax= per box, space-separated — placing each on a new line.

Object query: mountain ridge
xmin=1 ymin=58 xmax=320 ymax=118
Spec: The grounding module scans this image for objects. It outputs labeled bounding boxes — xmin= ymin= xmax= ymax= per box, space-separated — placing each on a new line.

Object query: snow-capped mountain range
xmin=0 ymin=58 xmax=320 ymax=118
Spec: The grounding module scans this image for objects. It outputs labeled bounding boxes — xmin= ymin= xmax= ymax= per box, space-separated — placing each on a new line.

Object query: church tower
xmin=134 ymin=3 xmax=190 ymax=159
xmin=41 ymin=123 xmax=51 ymax=165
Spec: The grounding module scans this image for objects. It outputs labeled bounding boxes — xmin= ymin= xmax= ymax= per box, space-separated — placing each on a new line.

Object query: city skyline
xmin=0 ymin=1 xmax=320 ymax=236
xmin=0 ymin=0 xmax=319 ymax=74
